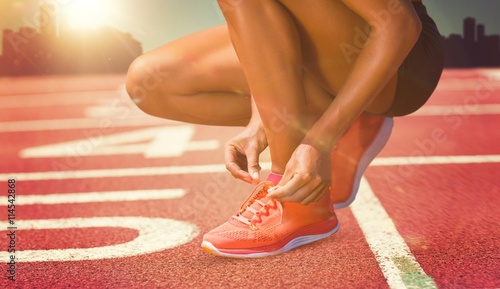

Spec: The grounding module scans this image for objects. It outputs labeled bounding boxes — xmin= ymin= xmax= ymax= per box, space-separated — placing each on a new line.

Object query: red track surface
xmin=0 ymin=70 xmax=498 ymax=289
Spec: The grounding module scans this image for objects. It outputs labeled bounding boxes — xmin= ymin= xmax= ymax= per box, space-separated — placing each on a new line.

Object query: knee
xmin=126 ymin=54 xmax=169 ymax=107
xmin=126 ymin=49 xmax=196 ymax=117
xmin=126 ymin=50 xmax=201 ymax=119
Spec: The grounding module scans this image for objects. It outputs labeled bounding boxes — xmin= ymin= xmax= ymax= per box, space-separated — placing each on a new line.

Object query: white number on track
xmin=20 ymin=126 xmax=219 ymax=158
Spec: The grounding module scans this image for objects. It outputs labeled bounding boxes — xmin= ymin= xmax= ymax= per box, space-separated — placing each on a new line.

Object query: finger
xmin=245 ymin=149 xmax=261 ymax=184
xmin=224 ymin=147 xmax=252 ymax=183
xmin=226 ymin=161 xmax=253 ymax=182
xmin=301 ymin=184 xmax=326 ymax=205
xmin=312 ymin=191 xmax=324 ymax=203
xmin=276 ymin=166 xmax=295 ymax=187
xmin=268 ymin=175 xmax=316 ymax=203
xmin=268 ymin=174 xmax=302 ymax=198
xmin=271 ymin=176 xmax=326 ymax=204
xmin=275 ymin=188 xmax=314 ymax=204
xmin=299 ymin=187 xmax=321 ymax=205
xmin=312 ymin=185 xmax=330 ymax=203
xmin=250 ymin=171 xmax=260 ymax=185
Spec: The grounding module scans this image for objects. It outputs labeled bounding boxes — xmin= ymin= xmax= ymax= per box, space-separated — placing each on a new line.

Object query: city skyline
xmin=442 ymin=17 xmax=500 ymax=67
xmin=1 ymin=0 xmax=500 ymax=54
xmin=0 ymin=1 xmax=499 ymax=76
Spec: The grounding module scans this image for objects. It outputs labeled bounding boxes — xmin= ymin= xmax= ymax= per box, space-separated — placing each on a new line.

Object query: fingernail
xmin=252 ymin=172 xmax=259 ymax=180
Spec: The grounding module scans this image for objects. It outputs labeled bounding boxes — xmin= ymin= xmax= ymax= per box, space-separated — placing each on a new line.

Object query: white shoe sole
xmin=201 ymin=221 xmax=340 ymax=259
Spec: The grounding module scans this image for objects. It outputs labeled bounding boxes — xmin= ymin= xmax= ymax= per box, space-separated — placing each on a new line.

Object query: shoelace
xmin=232 ymin=181 xmax=283 ymax=230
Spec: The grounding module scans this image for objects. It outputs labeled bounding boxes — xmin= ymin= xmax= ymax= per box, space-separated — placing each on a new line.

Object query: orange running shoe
xmin=202 ymin=175 xmax=339 ymax=258
xmin=331 ymin=113 xmax=393 ymax=209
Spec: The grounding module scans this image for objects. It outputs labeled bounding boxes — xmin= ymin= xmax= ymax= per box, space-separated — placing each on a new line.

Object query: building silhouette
xmin=443 ymin=17 xmax=500 ymax=67
xmin=0 ymin=3 xmax=142 ymax=76
xmin=1 ymin=10 xmax=498 ymax=74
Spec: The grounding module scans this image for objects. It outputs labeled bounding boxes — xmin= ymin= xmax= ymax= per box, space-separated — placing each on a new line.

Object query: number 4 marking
xmin=20 ymin=126 xmax=219 ymax=158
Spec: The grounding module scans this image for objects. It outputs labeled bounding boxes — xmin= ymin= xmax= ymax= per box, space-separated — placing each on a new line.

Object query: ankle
xmin=266 ymin=173 xmax=283 ymax=186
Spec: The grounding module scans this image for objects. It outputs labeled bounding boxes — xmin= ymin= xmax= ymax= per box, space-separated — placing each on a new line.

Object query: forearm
xmin=304 ymin=15 xmax=422 ymax=151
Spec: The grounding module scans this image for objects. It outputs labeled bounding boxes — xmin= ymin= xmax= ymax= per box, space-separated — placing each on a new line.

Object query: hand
xmin=267 ymin=144 xmax=331 ymax=205
xmin=225 ymin=122 xmax=268 ymax=185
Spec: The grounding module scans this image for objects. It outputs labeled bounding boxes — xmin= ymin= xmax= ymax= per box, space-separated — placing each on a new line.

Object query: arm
xmin=303 ymin=0 xmax=422 ymax=151
xmin=269 ymin=0 xmax=422 ymax=203
xmin=225 ymin=96 xmax=268 ymax=184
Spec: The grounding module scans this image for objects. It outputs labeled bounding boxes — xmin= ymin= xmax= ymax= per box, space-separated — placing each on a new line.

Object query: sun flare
xmin=63 ymin=0 xmax=114 ymax=29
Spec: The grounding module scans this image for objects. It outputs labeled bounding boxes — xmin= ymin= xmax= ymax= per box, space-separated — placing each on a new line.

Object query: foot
xmin=202 ymin=175 xmax=339 ymax=258
xmin=331 ymin=113 xmax=393 ymax=209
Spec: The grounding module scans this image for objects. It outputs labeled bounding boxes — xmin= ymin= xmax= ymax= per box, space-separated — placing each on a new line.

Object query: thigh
xmin=127 ymin=25 xmax=254 ymax=126
xmin=133 ymin=24 xmax=250 ymax=96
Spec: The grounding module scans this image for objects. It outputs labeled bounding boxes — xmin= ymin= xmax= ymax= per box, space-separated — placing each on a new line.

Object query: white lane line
xmin=351 ymin=178 xmax=438 ymax=289
xmin=84 ymin=105 xmax=145 ymax=118
xmin=435 ymin=77 xmax=500 ymax=91
xmin=17 ymin=189 xmax=185 ymax=205
xmin=371 ymin=154 xmax=500 ymax=166
xmin=479 ymin=69 xmax=500 ymax=80
xmin=1 ymin=103 xmax=499 ymax=133
xmin=2 ymin=154 xmax=498 ymax=181
xmin=0 ymin=217 xmax=199 ymax=262
xmin=0 ymin=90 xmax=117 ymax=108
xmin=2 ymin=164 xmax=228 ymax=181
xmin=412 ymin=104 xmax=500 ymax=116
xmin=0 ymin=117 xmax=172 ymax=132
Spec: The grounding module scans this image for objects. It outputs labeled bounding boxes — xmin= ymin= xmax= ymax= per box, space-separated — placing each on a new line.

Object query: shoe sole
xmin=333 ymin=117 xmax=394 ymax=209
xmin=201 ymin=218 xmax=340 ymax=258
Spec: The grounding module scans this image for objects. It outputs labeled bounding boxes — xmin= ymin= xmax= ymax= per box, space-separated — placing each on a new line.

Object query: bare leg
xmin=217 ymin=0 xmax=399 ymax=174
xmin=219 ymin=0 xmax=311 ymax=175
xmin=126 ymin=24 xmax=334 ymax=128
xmin=126 ymin=25 xmax=252 ymax=126
xmin=126 ymin=0 xmax=399 ymax=176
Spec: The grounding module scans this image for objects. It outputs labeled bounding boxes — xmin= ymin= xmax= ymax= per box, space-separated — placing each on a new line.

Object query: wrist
xmin=301 ymin=134 xmax=334 ymax=154
xmin=302 ymin=107 xmax=358 ymax=153
xmin=246 ymin=115 xmax=264 ymax=130
xmin=249 ymin=95 xmax=263 ymax=125
xmin=243 ymin=117 xmax=267 ymax=144
xmin=302 ymin=123 xmax=339 ymax=153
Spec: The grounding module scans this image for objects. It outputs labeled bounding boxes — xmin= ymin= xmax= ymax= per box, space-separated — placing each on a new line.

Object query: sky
xmin=0 ymin=0 xmax=499 ymax=54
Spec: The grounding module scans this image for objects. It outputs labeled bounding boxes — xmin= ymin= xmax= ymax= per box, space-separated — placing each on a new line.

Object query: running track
xmin=0 ymin=69 xmax=498 ymax=289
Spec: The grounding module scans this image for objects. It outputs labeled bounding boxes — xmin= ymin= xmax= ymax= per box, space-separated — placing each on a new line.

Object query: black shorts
xmin=383 ymin=2 xmax=445 ymax=117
